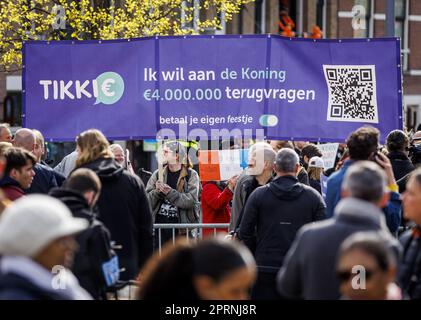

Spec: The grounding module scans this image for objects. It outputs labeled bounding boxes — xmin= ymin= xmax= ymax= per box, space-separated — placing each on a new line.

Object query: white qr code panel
xmin=323 ymin=65 xmax=378 ymax=124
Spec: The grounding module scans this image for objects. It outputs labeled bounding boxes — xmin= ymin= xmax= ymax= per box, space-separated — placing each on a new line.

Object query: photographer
xmin=397 ymin=131 xmax=421 ymax=193
xmin=386 ymin=130 xmax=414 ymax=185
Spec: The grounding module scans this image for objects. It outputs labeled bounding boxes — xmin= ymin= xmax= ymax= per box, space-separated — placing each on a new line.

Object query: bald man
xmin=13 ymin=128 xmax=59 ymax=194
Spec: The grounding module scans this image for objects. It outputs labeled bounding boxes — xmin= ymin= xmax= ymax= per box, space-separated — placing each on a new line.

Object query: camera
xmin=409 ymin=144 xmax=421 ymax=165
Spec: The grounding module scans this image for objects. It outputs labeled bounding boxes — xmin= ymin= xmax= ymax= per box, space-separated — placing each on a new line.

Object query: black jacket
xmin=235 ymin=176 xmax=273 ymax=232
xmin=277 ymin=197 xmax=401 ymax=300
xmin=297 ymin=167 xmax=310 ymax=186
xmin=78 ymin=157 xmax=153 ymax=281
xmin=309 ymin=178 xmax=322 ymax=195
xmin=388 ymin=151 xmax=414 ymax=184
xmin=41 ymin=160 xmax=66 ymax=186
xmin=27 ymin=163 xmax=58 ymax=194
xmin=49 ymin=188 xmax=115 ymax=299
xmin=398 ymin=227 xmax=421 ymax=299
xmin=239 ymin=175 xmax=326 ymax=273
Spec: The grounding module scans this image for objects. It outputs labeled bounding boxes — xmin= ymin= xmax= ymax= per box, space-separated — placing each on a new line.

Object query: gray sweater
xmin=146 ymin=166 xmax=200 ymax=223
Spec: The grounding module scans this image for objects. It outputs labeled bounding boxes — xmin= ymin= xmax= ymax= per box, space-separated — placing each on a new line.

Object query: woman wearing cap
xmin=146 ymin=141 xmax=200 ymax=248
xmin=308 ymin=156 xmax=325 ymax=195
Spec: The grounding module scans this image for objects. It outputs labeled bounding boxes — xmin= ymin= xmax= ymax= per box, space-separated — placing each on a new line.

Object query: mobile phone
xmin=125 ymin=149 xmax=130 ymax=169
xmin=371 ymin=151 xmax=384 ymax=168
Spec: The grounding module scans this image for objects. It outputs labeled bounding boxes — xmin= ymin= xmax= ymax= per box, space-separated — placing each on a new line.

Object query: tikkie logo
xmin=38 ymin=71 xmax=125 ymax=105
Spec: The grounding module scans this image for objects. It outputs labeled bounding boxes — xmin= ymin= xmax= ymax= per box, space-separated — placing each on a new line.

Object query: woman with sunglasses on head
xmin=336 ymin=231 xmax=401 ymax=300
xmin=146 ymin=141 xmax=200 ymax=248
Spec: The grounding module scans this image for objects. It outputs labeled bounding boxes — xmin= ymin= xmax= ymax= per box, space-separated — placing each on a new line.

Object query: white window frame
xmin=402 ymin=0 xmax=410 ymax=71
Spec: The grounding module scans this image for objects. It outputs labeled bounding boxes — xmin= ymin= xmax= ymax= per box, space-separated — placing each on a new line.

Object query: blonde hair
xmin=32 ymin=129 xmax=44 ymax=145
xmin=76 ymin=129 xmax=113 ymax=167
xmin=0 ymin=142 xmax=12 ymax=156
xmin=308 ymin=167 xmax=323 ymax=181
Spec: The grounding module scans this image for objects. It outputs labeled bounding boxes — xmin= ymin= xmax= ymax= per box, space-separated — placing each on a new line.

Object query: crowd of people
xmin=0 ymin=122 xmax=420 ymax=301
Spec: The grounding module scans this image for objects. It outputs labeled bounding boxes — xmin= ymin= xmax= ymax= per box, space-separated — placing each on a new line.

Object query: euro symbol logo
xmin=94 ymin=72 xmax=125 ymax=105
xmin=101 ymin=79 xmax=116 ymax=97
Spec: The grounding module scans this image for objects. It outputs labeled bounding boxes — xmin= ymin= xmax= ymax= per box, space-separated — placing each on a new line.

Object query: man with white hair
xmin=0 ymin=195 xmax=92 ymax=299
xmin=109 ymin=144 xmax=135 ymax=175
xmin=240 ymin=148 xmax=326 ymax=299
xmin=0 ymin=123 xmax=12 ymax=143
xmin=229 ymin=142 xmax=276 ymax=233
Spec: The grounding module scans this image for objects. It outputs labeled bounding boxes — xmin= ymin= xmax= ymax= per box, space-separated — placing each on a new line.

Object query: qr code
xmin=323 ymin=65 xmax=378 ymax=123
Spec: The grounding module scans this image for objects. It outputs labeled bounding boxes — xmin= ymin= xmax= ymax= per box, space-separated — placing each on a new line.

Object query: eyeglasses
xmin=336 ymin=268 xmax=378 ymax=283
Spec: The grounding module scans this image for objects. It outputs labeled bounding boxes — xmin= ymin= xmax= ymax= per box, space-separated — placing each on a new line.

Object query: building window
xmin=215 ymin=10 xmax=226 ymax=35
xmin=394 ymin=0 xmax=409 ymax=71
xmin=316 ymin=0 xmax=325 ymax=36
xmin=395 ymin=0 xmax=405 ymax=40
xmin=279 ymin=0 xmax=296 ymax=36
xmin=255 ymin=0 xmax=266 ymax=34
xmin=406 ymin=105 xmax=417 ymax=132
xmin=3 ymin=93 xmax=22 ymax=127
xmin=238 ymin=8 xmax=243 ymax=34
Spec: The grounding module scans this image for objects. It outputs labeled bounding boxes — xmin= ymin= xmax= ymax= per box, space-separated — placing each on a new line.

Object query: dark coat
xmin=297 ymin=167 xmax=310 ymax=186
xmin=398 ymin=227 xmax=421 ymax=300
xmin=309 ymin=178 xmax=322 ymax=195
xmin=49 ymin=188 xmax=115 ymax=299
xmin=78 ymin=157 xmax=153 ymax=280
xmin=0 ymin=176 xmax=25 ymax=201
xmin=239 ymin=175 xmax=326 ymax=273
xmin=277 ymin=197 xmax=401 ymax=300
xmin=235 ymin=176 xmax=273 ymax=234
xmin=27 ymin=163 xmax=58 ymax=194
xmin=388 ymin=151 xmax=414 ymax=184
xmin=41 ymin=160 xmax=66 ymax=186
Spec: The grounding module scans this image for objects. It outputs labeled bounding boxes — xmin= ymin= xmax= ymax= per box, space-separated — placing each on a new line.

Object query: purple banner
xmin=23 ymin=35 xmax=403 ymax=141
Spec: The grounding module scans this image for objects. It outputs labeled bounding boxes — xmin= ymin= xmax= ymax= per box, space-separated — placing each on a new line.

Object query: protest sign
xmin=317 ymin=143 xmax=340 ymax=170
xmin=199 ymin=149 xmax=248 ymax=181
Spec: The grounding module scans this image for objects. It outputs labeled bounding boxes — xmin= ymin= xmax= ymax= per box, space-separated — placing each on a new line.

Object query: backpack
xmin=72 ymin=219 xmax=119 ymax=299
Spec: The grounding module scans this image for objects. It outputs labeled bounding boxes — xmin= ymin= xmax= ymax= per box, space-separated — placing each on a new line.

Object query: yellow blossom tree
xmin=0 ymin=0 xmax=252 ymax=72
